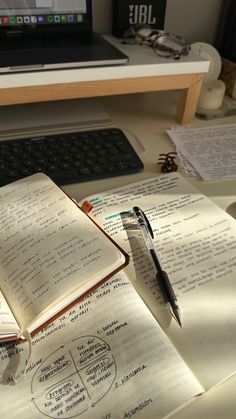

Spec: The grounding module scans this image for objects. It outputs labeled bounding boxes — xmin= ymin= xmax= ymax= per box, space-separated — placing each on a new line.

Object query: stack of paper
xmin=167 ymin=123 xmax=236 ymax=181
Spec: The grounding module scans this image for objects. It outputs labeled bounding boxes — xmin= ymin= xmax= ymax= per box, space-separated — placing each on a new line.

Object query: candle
xmin=198 ymin=79 xmax=226 ymax=110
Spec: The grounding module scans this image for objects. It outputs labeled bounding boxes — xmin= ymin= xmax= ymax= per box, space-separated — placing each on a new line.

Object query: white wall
xmin=92 ymin=0 xmax=224 ymax=46
xmin=93 ymin=0 xmax=112 ymax=34
xmin=164 ymin=0 xmax=224 ymax=44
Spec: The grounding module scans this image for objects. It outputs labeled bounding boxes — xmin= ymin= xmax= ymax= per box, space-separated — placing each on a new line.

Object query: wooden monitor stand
xmin=0 ymin=35 xmax=208 ymax=124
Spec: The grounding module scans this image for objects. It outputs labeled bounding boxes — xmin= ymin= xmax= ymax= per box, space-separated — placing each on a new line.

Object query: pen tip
xmin=173 ymin=308 xmax=182 ymax=328
xmin=176 ymin=317 xmax=183 ymax=328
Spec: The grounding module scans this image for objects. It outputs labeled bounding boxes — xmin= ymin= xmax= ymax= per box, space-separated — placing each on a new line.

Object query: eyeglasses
xmin=122 ymin=24 xmax=191 ymax=60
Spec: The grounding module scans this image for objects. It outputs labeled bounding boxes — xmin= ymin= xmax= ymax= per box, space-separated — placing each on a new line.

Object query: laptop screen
xmin=0 ymin=0 xmax=92 ymax=28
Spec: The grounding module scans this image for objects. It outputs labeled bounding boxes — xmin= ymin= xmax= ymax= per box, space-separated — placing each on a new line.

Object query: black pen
xmin=132 ymin=206 xmax=182 ymax=328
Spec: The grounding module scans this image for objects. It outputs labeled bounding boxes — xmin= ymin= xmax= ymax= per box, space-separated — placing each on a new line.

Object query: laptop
xmin=0 ymin=0 xmax=128 ymax=73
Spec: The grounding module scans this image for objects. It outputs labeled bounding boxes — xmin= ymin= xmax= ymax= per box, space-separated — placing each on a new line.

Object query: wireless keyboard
xmin=0 ymin=128 xmax=144 ymax=187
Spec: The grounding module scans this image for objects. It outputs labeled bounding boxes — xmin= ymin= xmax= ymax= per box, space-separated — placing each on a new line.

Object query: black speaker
xmin=112 ymin=0 xmax=167 ymax=38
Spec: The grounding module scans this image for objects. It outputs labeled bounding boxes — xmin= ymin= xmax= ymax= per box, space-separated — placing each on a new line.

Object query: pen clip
xmin=133 ymin=206 xmax=154 ymax=239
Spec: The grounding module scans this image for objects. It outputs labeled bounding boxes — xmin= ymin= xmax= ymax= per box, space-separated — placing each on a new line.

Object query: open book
xmin=1 ymin=172 xmax=236 ymax=419
xmin=0 ymin=173 xmax=128 ymax=342
xmin=74 ymin=173 xmax=236 ymax=413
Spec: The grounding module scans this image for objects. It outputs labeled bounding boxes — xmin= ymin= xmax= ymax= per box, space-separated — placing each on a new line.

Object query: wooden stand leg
xmin=176 ymin=74 xmax=204 ymax=124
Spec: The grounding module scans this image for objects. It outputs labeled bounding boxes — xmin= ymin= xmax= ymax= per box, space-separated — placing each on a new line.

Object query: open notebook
xmin=1 ymin=173 xmax=236 ymax=419
xmin=0 ymin=173 xmax=128 ymax=342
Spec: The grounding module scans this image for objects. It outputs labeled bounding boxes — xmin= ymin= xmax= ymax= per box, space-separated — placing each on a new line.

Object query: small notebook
xmin=0 ymin=173 xmax=129 ymax=342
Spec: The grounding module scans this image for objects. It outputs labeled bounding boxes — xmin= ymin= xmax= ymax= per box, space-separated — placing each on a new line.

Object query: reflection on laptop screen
xmin=0 ymin=0 xmax=88 ymax=26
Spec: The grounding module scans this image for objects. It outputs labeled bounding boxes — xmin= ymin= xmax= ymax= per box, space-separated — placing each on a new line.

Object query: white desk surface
xmin=2 ymin=91 xmax=236 ymax=418
xmin=67 ymin=92 xmax=235 ymax=214
xmin=1 ymin=91 xmax=235 ymax=212
xmin=0 ymin=35 xmax=209 ymax=88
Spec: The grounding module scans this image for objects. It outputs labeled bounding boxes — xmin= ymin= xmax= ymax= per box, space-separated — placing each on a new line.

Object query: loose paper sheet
xmin=167 ymin=124 xmax=236 ymax=181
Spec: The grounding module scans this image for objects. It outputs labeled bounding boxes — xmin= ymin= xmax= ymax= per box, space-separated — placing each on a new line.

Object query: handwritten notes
xmin=0 ymin=275 xmax=202 ymax=419
xmin=0 ymin=173 xmax=122 ymax=332
xmin=88 ymin=174 xmax=236 ymax=297
xmin=167 ymin=123 xmax=236 ymax=181
xmin=85 ymin=173 xmax=236 ymax=388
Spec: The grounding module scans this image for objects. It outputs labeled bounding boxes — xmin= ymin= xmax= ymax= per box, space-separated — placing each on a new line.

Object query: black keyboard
xmin=0 ymin=128 xmax=144 ymax=186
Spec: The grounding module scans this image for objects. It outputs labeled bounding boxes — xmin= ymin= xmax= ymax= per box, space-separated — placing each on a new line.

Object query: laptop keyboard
xmin=0 ymin=33 xmax=95 ymax=50
xmin=0 ymin=128 xmax=144 ymax=187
